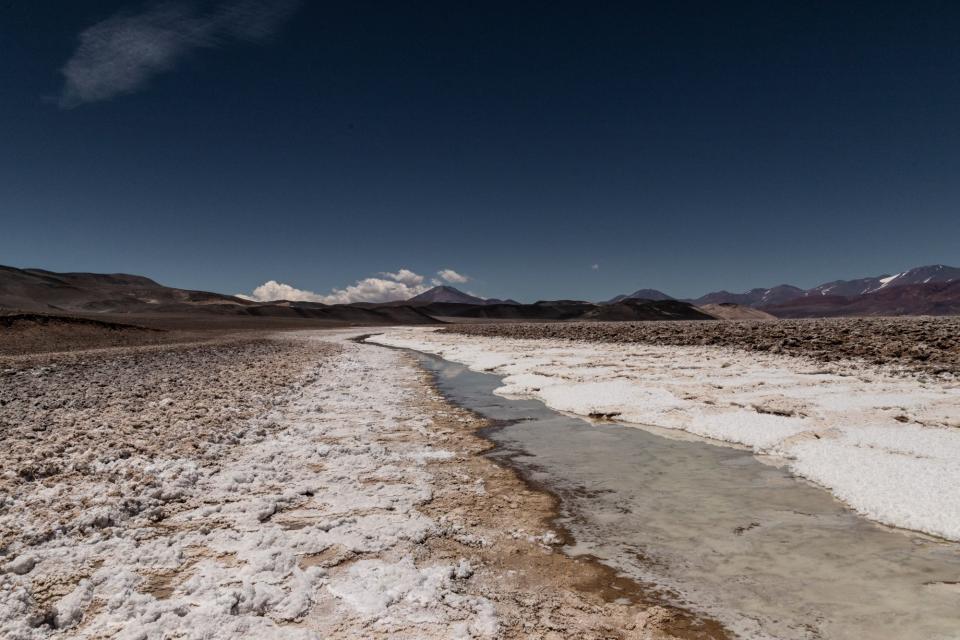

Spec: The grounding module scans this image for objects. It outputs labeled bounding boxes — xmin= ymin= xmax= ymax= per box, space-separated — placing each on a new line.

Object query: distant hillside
xmin=697 ymin=303 xmax=777 ymax=320
xmin=0 ymin=265 xmax=251 ymax=313
xmin=692 ymin=285 xmax=805 ymax=307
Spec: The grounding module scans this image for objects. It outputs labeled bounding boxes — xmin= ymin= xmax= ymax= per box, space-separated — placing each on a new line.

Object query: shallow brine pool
xmin=415 ymin=351 xmax=960 ymax=640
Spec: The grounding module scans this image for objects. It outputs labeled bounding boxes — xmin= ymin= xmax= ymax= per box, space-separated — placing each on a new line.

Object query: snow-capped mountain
xmin=688 ymin=265 xmax=959 ymax=308
xmin=804 ymin=265 xmax=960 ymax=297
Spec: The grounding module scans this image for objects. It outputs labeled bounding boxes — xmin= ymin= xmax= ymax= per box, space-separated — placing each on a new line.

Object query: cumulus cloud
xmin=379 ymin=269 xmax=424 ymax=287
xmin=318 ymin=274 xmax=431 ymax=305
xmin=235 ymin=280 xmax=323 ymax=303
xmin=237 ymin=267 xmax=472 ymax=304
xmin=437 ymin=269 xmax=469 ymax=284
xmin=59 ymin=0 xmax=300 ymax=107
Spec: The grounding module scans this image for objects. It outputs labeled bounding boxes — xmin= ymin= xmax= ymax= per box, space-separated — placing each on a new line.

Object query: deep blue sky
xmin=2 ymin=1 xmax=958 ymax=301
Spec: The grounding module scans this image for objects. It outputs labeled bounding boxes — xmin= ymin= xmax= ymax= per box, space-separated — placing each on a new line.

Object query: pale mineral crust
xmin=443 ymin=317 xmax=960 ymax=376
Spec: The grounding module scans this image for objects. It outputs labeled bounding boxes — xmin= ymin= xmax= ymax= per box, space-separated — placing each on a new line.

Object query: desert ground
xmin=2 ymin=315 xmax=958 ymax=639
xmin=0 ymin=320 xmax=725 ymax=639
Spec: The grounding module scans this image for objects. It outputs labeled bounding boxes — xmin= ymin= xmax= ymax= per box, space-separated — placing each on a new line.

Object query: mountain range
xmin=609 ymin=264 xmax=960 ymax=316
xmin=1 ymin=263 xmax=958 ymax=324
xmin=0 ymin=266 xmax=709 ymax=325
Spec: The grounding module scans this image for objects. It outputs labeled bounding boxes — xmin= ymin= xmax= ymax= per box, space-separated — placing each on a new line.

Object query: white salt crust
xmin=0 ymin=332 xmax=497 ymax=639
xmin=371 ymin=328 xmax=960 ymax=541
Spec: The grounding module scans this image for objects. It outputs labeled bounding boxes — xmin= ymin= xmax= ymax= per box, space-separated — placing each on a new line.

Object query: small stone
xmin=6 ymin=554 xmax=37 ymax=575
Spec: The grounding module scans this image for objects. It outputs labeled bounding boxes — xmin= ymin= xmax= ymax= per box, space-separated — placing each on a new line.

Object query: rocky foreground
xmin=0 ymin=331 xmax=722 ymax=639
xmin=443 ymin=317 xmax=960 ymax=377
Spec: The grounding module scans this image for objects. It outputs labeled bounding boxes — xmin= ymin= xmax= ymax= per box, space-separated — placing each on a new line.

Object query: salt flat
xmin=371 ymin=327 xmax=960 ymax=541
xmin=1 ymin=333 xmax=496 ymax=638
xmin=2 ymin=331 xmax=711 ymax=639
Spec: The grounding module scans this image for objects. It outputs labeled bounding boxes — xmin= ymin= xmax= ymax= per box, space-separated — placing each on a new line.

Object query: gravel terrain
xmin=0 ymin=313 xmax=214 ymax=356
xmin=443 ymin=317 xmax=960 ymax=376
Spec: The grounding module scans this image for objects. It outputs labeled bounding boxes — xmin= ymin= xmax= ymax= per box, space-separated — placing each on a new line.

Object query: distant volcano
xmin=606 ymin=289 xmax=675 ymax=303
xmin=406 ymin=285 xmax=488 ymax=305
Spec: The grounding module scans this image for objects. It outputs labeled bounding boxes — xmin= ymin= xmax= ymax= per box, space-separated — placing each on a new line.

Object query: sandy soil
xmin=0 ymin=330 xmax=726 ymax=639
xmin=442 ymin=317 xmax=960 ymax=377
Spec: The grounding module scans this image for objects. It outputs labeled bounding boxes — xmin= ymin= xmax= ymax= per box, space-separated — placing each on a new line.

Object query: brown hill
xmin=698 ymin=303 xmax=777 ymax=320
xmin=0 ymin=265 xmax=252 ymax=313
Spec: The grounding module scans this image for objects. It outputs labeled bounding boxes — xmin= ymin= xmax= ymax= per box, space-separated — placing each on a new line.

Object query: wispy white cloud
xmin=437 ymin=268 xmax=469 ymax=284
xmin=237 ymin=267 xmax=473 ymax=304
xmin=59 ymin=0 xmax=300 ymax=107
xmin=591 ymin=263 xmax=600 ymax=271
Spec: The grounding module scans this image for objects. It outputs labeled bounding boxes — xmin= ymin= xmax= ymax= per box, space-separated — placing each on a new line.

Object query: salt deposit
xmin=371 ymin=328 xmax=960 ymax=541
xmin=0 ymin=333 xmax=497 ymax=639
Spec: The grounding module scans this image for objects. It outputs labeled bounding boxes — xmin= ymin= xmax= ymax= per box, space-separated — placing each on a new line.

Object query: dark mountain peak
xmin=606 ymin=289 xmax=674 ymax=304
xmin=407 ymin=285 xmax=487 ymax=305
